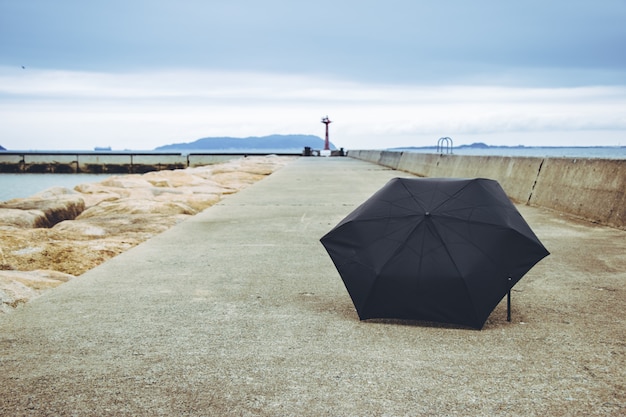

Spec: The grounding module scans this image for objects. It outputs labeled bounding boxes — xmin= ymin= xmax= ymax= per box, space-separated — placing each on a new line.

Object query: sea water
xmin=0 ymin=173 xmax=115 ymax=202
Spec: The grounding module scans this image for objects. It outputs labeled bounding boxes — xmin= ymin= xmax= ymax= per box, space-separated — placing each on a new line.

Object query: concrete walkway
xmin=1 ymin=157 xmax=625 ymax=416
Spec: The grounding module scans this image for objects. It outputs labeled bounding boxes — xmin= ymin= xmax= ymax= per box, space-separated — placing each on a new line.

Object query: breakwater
xmin=0 ymin=152 xmax=300 ymax=174
xmin=347 ymin=150 xmax=626 ymax=230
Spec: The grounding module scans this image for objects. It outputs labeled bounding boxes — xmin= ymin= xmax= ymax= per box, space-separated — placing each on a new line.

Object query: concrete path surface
xmin=1 ymin=157 xmax=625 ymax=416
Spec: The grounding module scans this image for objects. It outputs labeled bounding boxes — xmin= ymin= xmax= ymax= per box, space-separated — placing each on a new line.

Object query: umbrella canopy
xmin=320 ymin=177 xmax=550 ymax=329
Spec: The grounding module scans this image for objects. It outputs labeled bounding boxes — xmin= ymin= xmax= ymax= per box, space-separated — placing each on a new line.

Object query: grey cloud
xmin=2 ymin=0 xmax=625 ymax=86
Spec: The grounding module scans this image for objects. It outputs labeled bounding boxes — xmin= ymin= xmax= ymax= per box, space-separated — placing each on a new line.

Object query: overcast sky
xmin=1 ymin=0 xmax=625 ymax=150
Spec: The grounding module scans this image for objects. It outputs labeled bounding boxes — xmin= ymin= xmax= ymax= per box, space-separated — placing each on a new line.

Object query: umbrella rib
xmin=435 ymin=213 xmax=540 ymax=266
xmin=436 ymin=203 xmax=516 ymax=226
xmin=430 ymin=181 xmax=474 ymax=213
xmin=429 ymin=219 xmax=482 ymax=325
xmin=399 ymin=180 xmax=428 ymax=213
xmin=358 ymin=216 xmax=428 ymax=315
xmin=436 ymin=217 xmax=505 ymax=270
xmin=383 ymin=215 xmax=429 ymax=271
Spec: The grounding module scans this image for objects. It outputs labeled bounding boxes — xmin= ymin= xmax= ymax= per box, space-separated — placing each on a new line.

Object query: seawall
xmin=347 ymin=150 xmax=626 ymax=230
xmin=0 ymin=152 xmax=235 ymax=174
xmin=0 ymin=152 xmax=300 ymax=174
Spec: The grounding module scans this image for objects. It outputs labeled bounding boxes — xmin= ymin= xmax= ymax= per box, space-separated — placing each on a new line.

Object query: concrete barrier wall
xmin=531 ymin=158 xmax=626 ymax=228
xmin=396 ymin=153 xmax=545 ymax=204
xmin=378 ymin=151 xmax=403 ymax=169
xmin=346 ymin=150 xmax=382 ymax=165
xmin=348 ymin=150 xmax=626 ymax=230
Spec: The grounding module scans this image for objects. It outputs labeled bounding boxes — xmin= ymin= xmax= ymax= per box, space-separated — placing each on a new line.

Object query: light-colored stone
xmin=0 ymin=269 xmax=74 ymax=311
xmin=99 ymin=176 xmax=154 ymax=189
xmin=53 ymin=220 xmax=108 ymax=237
xmin=73 ymin=182 xmax=124 ymax=207
xmin=0 ymin=187 xmax=86 ymax=228
xmin=0 ymin=208 xmax=49 ymax=228
xmin=0 ymin=281 xmax=37 ymax=312
xmin=78 ymin=198 xmax=197 ymax=218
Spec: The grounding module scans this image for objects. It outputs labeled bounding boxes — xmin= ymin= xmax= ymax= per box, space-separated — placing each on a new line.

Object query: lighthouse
xmin=321 ymin=116 xmax=332 ymax=155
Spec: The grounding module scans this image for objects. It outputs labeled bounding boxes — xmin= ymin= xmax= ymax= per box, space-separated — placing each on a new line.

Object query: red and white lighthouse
xmin=321 ymin=116 xmax=332 ymax=151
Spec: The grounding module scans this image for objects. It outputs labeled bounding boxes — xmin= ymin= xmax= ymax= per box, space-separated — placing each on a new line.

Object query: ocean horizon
xmin=2 ymin=145 xmax=623 ymax=158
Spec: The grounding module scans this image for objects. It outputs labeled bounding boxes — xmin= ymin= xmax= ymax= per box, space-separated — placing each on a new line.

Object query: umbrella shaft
xmin=507 ymin=290 xmax=511 ymax=322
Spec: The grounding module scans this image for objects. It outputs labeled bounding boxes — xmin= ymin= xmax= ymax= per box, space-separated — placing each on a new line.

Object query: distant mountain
xmin=0 ymin=144 xmax=6 ymax=151
xmin=389 ymin=142 xmax=535 ymax=152
xmin=460 ymin=142 xmax=490 ymax=149
xmin=155 ymin=134 xmax=335 ymax=151
xmin=390 ymin=142 xmax=510 ymax=151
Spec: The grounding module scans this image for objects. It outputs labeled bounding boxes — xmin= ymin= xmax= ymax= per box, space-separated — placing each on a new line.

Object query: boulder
xmin=143 ymin=169 xmax=208 ymax=187
xmin=0 ymin=187 xmax=86 ymax=228
xmin=73 ymin=182 xmax=124 ymax=207
xmin=153 ymin=192 xmax=221 ymax=212
xmin=100 ymin=176 xmax=154 ymax=189
xmin=211 ymin=171 xmax=266 ymax=188
xmin=0 ymin=281 xmax=37 ymax=312
xmin=0 ymin=208 xmax=49 ymax=228
xmin=78 ymin=198 xmax=197 ymax=218
xmin=0 ymin=269 xmax=74 ymax=312
xmin=53 ymin=220 xmax=108 ymax=237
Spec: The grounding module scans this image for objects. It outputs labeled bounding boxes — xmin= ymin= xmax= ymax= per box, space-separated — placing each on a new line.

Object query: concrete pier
xmin=1 ymin=157 xmax=624 ymax=416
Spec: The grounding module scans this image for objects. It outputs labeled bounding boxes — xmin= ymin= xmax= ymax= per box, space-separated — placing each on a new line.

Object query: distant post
xmin=321 ymin=116 xmax=332 ymax=151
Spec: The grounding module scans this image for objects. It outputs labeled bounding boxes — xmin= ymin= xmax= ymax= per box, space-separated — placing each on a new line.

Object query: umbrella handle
xmin=507 ymin=290 xmax=511 ymax=322
xmin=507 ymin=276 xmax=512 ymax=322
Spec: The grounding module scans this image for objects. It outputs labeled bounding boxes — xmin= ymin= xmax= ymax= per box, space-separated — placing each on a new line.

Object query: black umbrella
xmin=320 ymin=177 xmax=549 ymax=329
